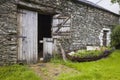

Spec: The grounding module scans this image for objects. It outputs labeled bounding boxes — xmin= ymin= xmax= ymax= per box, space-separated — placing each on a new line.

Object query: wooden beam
xmin=17 ymin=1 xmax=60 ymax=14
xmin=58 ymin=42 xmax=67 ymax=62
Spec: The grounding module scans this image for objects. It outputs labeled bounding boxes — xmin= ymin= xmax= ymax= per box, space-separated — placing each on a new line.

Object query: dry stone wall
xmin=0 ymin=0 xmax=119 ymax=65
xmin=0 ymin=1 xmax=17 ymax=65
xmin=59 ymin=1 xmax=119 ymax=51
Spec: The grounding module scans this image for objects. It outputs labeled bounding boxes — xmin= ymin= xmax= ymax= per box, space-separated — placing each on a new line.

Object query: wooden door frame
xmin=99 ymin=28 xmax=111 ymax=47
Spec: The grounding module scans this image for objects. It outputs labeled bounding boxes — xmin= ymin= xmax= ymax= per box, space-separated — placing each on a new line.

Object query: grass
xmin=0 ymin=64 xmax=41 ymax=80
xmin=52 ymin=50 xmax=120 ymax=80
xmin=1 ymin=50 xmax=120 ymax=80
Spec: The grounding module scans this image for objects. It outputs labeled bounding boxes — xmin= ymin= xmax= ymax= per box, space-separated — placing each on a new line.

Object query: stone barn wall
xmin=0 ymin=0 xmax=67 ymax=65
xmin=0 ymin=0 xmax=17 ymax=65
xmin=0 ymin=0 xmax=119 ymax=65
xmin=57 ymin=1 xmax=119 ymax=51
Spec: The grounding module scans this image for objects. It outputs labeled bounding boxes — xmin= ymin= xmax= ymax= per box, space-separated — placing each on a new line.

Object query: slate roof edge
xmin=72 ymin=0 xmax=120 ymax=16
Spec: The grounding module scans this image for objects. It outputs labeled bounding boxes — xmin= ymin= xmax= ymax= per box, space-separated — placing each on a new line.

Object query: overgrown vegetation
xmin=71 ymin=50 xmax=103 ymax=57
xmin=51 ymin=50 xmax=120 ymax=80
xmin=111 ymin=0 xmax=120 ymax=4
xmin=111 ymin=25 xmax=120 ymax=49
xmin=0 ymin=65 xmax=41 ymax=80
xmin=1 ymin=50 xmax=120 ymax=80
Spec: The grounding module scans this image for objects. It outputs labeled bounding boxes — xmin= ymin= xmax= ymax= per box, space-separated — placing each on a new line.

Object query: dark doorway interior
xmin=38 ymin=14 xmax=53 ymax=59
xmin=103 ymin=30 xmax=108 ymax=46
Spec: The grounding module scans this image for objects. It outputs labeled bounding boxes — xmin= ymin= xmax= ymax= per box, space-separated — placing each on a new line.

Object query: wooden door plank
xmin=18 ymin=9 xmax=38 ymax=64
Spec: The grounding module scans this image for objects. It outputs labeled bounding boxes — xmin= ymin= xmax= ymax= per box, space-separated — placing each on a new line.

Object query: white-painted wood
xmin=52 ymin=27 xmax=70 ymax=33
xmin=86 ymin=46 xmax=100 ymax=50
xmin=52 ymin=14 xmax=71 ymax=33
xmin=18 ymin=9 xmax=38 ymax=64
xmin=43 ymin=38 xmax=53 ymax=60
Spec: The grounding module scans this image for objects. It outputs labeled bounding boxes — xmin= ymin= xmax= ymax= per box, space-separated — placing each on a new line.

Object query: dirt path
xmin=30 ymin=63 xmax=80 ymax=80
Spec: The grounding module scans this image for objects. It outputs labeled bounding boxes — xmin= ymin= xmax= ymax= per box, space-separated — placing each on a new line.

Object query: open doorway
xmin=103 ymin=30 xmax=109 ymax=46
xmin=38 ymin=14 xmax=53 ymax=60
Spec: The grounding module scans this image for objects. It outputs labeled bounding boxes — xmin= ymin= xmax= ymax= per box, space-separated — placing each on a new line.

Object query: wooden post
xmin=58 ymin=42 xmax=67 ymax=62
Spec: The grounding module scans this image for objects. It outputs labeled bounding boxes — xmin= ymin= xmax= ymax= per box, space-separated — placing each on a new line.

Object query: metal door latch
xmin=17 ymin=36 xmax=27 ymax=40
xmin=18 ymin=36 xmax=27 ymax=38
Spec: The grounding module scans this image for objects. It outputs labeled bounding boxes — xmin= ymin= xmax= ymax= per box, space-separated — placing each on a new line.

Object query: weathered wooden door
xmin=43 ymin=38 xmax=53 ymax=62
xmin=18 ymin=9 xmax=38 ymax=64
